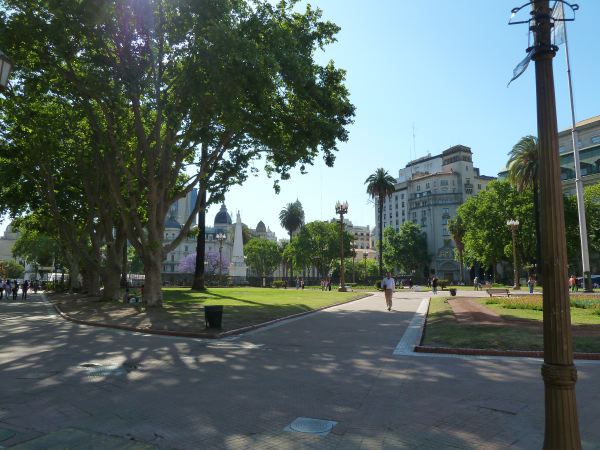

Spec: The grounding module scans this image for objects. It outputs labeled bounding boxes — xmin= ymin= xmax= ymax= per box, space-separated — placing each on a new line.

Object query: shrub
xmin=570 ymin=298 xmax=600 ymax=309
xmin=438 ymin=279 xmax=449 ymax=289
xmin=374 ymin=280 xmax=383 ymax=291
xmin=272 ymin=280 xmax=285 ymax=288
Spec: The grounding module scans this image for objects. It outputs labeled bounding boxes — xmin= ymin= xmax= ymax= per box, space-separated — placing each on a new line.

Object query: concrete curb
xmin=51 ymin=292 xmax=374 ymax=340
xmin=414 ymin=345 xmax=600 ymax=361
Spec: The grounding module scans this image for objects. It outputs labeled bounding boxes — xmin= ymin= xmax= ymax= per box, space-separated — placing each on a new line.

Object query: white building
xmin=377 ymin=145 xmax=495 ymax=281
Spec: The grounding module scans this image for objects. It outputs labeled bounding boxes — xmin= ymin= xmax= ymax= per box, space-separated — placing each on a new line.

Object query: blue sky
xmin=207 ymin=0 xmax=600 ymax=240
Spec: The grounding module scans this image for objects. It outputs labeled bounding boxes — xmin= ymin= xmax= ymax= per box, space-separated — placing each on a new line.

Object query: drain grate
xmin=284 ymin=417 xmax=337 ymax=436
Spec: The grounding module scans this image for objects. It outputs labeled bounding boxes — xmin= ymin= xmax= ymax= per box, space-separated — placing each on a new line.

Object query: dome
xmin=165 ymin=216 xmax=182 ymax=229
xmin=256 ymin=220 xmax=266 ymax=233
xmin=214 ymin=204 xmax=232 ymax=225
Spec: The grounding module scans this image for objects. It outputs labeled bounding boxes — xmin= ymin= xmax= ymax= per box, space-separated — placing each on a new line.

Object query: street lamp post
xmin=363 ymin=251 xmax=368 ymax=283
xmin=506 ymin=219 xmax=521 ymax=290
xmin=0 ymin=50 xmax=13 ymax=89
xmin=510 ymin=1 xmax=581 ymax=447
xmin=216 ymin=233 xmax=226 ymax=287
xmin=335 ymin=201 xmax=348 ymax=292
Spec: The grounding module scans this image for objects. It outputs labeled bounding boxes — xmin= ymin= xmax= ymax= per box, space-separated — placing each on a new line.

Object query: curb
xmin=414 ymin=345 xmax=600 ymax=361
xmin=51 ymin=292 xmax=374 ymax=340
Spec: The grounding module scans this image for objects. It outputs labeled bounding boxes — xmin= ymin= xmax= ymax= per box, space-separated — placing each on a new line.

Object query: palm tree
xmin=365 ymin=168 xmax=396 ymax=276
xmin=448 ymin=216 xmax=466 ymax=283
xmin=507 ymin=135 xmax=540 ymax=280
xmin=279 ymin=200 xmax=305 ymax=280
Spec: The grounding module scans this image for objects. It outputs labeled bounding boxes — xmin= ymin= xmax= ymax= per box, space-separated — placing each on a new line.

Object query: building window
xmin=185 ymin=245 xmax=188 ymax=252
xmin=417 ymin=185 xmax=421 ymax=191
xmin=171 ymin=255 xmax=175 ymax=261
xmin=442 ymin=227 xmax=449 ymax=236
xmin=478 ymin=184 xmax=482 ymax=190
xmin=401 ymin=193 xmax=405 ymax=199
xmin=441 ymin=180 xmax=448 ymax=186
xmin=591 ymin=136 xmax=600 ymax=144
xmin=426 ymin=182 xmax=430 ymax=189
xmin=443 ymin=208 xmax=449 ymax=215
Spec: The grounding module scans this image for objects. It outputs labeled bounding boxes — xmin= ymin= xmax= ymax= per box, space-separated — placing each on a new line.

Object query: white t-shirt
xmin=382 ymin=276 xmax=395 ymax=290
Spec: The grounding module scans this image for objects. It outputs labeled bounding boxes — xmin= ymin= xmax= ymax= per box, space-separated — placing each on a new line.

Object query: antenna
xmin=412 ymin=122 xmax=416 ymax=160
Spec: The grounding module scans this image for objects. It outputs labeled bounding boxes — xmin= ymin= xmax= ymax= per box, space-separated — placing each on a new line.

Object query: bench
xmin=486 ymin=288 xmax=511 ymax=297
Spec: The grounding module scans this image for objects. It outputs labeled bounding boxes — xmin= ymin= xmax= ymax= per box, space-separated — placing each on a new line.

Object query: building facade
xmin=376 ymin=145 xmax=495 ymax=281
xmin=498 ymin=115 xmax=600 ymax=194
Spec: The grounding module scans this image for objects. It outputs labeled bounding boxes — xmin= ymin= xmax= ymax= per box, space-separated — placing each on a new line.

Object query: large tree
xmin=1 ymin=0 xmax=354 ymax=306
xmin=507 ymin=135 xmax=541 ymax=279
xmin=286 ymin=220 xmax=351 ymax=279
xmin=365 ymin=168 xmax=396 ymax=276
xmin=382 ymin=222 xmax=429 ymax=276
xmin=245 ymin=238 xmax=281 ymax=279
xmin=279 ymin=200 xmax=305 ymax=279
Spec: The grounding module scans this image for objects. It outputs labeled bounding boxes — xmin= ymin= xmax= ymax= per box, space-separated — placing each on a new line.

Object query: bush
xmin=374 ymin=280 xmax=383 ymax=291
xmin=438 ymin=279 xmax=449 ymax=289
xmin=272 ymin=280 xmax=285 ymax=288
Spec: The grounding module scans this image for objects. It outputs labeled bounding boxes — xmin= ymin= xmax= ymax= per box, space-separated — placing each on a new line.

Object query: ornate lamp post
xmin=506 ymin=219 xmax=521 ymax=289
xmin=216 ymin=232 xmax=226 ymax=287
xmin=363 ymin=251 xmax=368 ymax=282
xmin=0 ymin=50 xmax=13 ymax=89
xmin=510 ymin=2 xmax=581 ymax=447
xmin=335 ymin=201 xmax=348 ymax=292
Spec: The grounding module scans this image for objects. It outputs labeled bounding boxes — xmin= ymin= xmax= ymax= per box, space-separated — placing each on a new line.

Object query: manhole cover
xmin=284 ymin=417 xmax=337 ymax=436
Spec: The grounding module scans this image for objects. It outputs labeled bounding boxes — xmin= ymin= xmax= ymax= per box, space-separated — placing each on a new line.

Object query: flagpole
xmin=561 ymin=4 xmax=592 ymax=292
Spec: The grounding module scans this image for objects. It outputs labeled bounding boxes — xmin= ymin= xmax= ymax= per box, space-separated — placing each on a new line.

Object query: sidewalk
xmin=1 ymin=293 xmax=599 ymax=448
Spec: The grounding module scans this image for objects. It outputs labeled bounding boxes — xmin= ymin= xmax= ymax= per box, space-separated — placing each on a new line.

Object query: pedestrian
xmin=5 ymin=280 xmax=11 ymax=300
xmin=21 ymin=280 xmax=29 ymax=300
xmin=12 ymin=280 xmax=18 ymax=301
xmin=382 ymin=271 xmax=395 ymax=311
xmin=0 ymin=280 xmax=4 ymax=300
xmin=473 ymin=276 xmax=479 ymax=291
xmin=327 ymin=278 xmax=332 ymax=291
xmin=432 ymin=276 xmax=439 ymax=295
xmin=527 ymin=276 xmax=535 ymax=294
xmin=300 ymin=278 xmax=305 ymax=290
xmin=569 ymin=274 xmax=577 ymax=292
xmin=408 ymin=278 xmax=413 ymax=289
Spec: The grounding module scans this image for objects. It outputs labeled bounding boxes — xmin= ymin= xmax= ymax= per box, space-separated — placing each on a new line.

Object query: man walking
xmin=382 ymin=271 xmax=395 ymax=311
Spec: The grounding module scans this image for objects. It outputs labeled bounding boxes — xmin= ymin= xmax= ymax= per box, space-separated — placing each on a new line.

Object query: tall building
xmin=376 ymin=145 xmax=495 ymax=281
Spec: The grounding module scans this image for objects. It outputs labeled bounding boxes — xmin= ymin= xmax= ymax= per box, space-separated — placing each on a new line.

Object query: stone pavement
xmin=0 ymin=291 xmax=599 ymax=449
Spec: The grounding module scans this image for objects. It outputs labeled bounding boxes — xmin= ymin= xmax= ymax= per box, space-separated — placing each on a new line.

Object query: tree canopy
xmin=245 ymin=238 xmax=281 ymax=277
xmin=0 ymin=0 xmax=354 ymax=305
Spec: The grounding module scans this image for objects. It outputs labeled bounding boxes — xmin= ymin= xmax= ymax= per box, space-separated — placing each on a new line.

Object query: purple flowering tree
xmin=178 ymin=251 xmax=229 ymax=275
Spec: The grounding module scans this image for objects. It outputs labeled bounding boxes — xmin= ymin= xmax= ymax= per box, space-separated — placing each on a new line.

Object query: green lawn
xmin=422 ymin=296 xmax=600 ymax=353
xmin=160 ymin=287 xmax=369 ymax=331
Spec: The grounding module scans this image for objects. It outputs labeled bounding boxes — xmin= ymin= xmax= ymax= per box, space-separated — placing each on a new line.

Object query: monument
xmin=228 ymin=211 xmax=247 ymax=282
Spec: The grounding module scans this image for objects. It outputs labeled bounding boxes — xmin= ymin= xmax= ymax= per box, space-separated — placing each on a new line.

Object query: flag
xmin=552 ymin=1 xmax=566 ymax=46
xmin=507 ymin=49 xmax=534 ymax=87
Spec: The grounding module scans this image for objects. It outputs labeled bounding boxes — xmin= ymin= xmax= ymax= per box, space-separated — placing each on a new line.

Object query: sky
xmin=3 ymin=1 xmax=599 ymax=240
xmin=200 ymin=0 xmax=600 ymax=240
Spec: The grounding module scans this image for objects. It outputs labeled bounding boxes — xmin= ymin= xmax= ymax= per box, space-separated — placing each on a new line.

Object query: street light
xmin=335 ymin=201 xmax=348 ymax=292
xmin=0 ymin=50 xmax=12 ymax=89
xmin=216 ymin=232 xmax=226 ymax=287
xmin=510 ymin=1 xmax=581 ymax=446
xmin=506 ymin=219 xmax=521 ymax=290
xmin=363 ymin=251 xmax=368 ymax=283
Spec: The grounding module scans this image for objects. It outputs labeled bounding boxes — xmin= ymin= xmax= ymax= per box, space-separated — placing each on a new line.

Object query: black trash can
xmin=205 ymin=305 xmax=223 ymax=329
xmin=449 ymin=288 xmax=457 ymax=296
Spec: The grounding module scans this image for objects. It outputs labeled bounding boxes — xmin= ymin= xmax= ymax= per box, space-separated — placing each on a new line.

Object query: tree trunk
xmin=142 ymin=255 xmax=163 ymax=307
xmin=191 ymin=187 xmax=207 ymax=291
xmin=67 ymin=257 xmax=81 ymax=291
xmin=289 ymin=231 xmax=294 ymax=280
xmin=82 ymin=263 xmax=101 ymax=296
xmin=458 ymin=249 xmax=465 ymax=283
xmin=102 ymin=264 xmax=122 ymax=301
xmin=378 ymin=197 xmax=384 ymax=276
xmin=121 ymin=240 xmax=128 ymax=287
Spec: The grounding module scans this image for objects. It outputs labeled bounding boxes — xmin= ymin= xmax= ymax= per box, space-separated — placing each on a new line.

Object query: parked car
xmin=576 ymin=275 xmax=600 ymax=289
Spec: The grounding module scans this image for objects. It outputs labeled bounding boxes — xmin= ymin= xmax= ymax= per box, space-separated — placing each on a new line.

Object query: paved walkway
xmin=0 ymin=291 xmax=599 ymax=449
